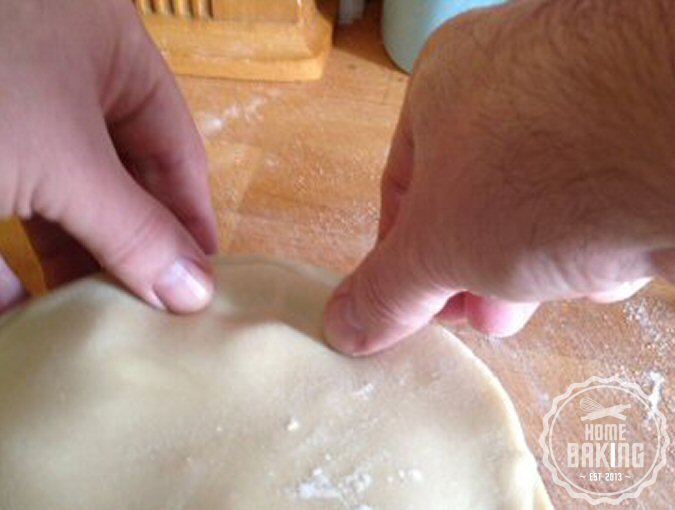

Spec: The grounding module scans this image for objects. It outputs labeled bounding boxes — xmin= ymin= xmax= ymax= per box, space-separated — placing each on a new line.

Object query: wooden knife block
xmin=133 ymin=0 xmax=337 ymax=81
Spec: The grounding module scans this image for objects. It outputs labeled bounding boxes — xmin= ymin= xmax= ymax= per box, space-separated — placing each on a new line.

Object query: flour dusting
xmin=624 ymin=298 xmax=664 ymax=344
xmin=352 ymin=382 xmax=375 ymax=400
xmin=396 ymin=468 xmax=424 ymax=482
xmin=221 ymin=95 xmax=268 ymax=125
xmin=290 ymin=467 xmax=373 ymax=509
xmin=286 ymin=417 xmax=301 ymax=432
xmin=195 ymin=112 xmax=225 ymax=137
xmin=407 ymin=469 xmax=424 ymax=482
xmin=386 ymin=467 xmax=425 ymax=485
xmin=647 ymin=371 xmax=665 ymax=421
xmin=534 ymin=391 xmax=551 ymax=415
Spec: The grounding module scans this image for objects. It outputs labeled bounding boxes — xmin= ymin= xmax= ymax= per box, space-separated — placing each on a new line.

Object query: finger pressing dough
xmin=0 ymin=256 xmax=552 ymax=510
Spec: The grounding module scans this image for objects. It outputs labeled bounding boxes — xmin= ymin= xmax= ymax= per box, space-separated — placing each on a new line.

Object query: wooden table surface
xmin=0 ymin=3 xmax=672 ymax=508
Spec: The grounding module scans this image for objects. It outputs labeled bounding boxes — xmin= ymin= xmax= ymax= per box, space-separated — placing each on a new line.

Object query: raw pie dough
xmin=0 ymin=257 xmax=552 ymax=510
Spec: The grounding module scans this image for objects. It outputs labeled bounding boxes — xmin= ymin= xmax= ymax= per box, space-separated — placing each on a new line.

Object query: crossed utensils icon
xmin=579 ymin=397 xmax=630 ymax=421
xmin=580 ymin=397 xmax=631 ymax=421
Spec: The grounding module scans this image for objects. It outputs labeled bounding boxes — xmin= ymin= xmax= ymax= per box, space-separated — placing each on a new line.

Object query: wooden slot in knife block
xmin=133 ymin=0 xmax=338 ymax=81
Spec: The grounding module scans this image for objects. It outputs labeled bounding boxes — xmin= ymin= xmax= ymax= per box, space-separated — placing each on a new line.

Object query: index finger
xmin=105 ymin=11 xmax=218 ymax=255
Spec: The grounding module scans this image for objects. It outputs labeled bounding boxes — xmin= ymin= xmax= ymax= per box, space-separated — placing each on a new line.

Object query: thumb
xmin=49 ymin=132 xmax=213 ymax=314
xmin=323 ymin=221 xmax=456 ymax=356
xmin=378 ymin=107 xmax=414 ymax=242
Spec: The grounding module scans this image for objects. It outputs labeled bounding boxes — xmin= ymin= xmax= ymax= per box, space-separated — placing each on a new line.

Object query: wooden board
xmin=134 ymin=0 xmax=338 ymax=81
xmin=0 ymin=3 xmax=672 ymax=507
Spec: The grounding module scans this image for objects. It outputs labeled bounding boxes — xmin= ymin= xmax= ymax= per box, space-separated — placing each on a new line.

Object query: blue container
xmin=382 ymin=0 xmax=506 ymax=73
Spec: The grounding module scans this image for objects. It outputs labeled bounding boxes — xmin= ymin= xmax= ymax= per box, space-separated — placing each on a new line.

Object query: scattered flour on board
xmin=195 ymin=95 xmax=270 ymax=138
xmin=222 ymin=95 xmax=268 ymax=124
xmin=624 ymin=298 xmax=665 ymax=344
xmin=622 ymin=298 xmax=670 ymax=424
xmin=195 ymin=112 xmax=225 ymax=138
xmin=647 ymin=371 xmax=665 ymax=422
xmin=289 ymin=467 xmax=373 ymax=509
xmin=286 ymin=417 xmax=301 ymax=432
xmin=538 ymin=391 xmax=551 ymax=410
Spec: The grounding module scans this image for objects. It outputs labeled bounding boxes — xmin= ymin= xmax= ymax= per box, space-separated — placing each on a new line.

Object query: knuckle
xmin=99 ymin=206 xmax=168 ymax=271
xmin=380 ymin=168 xmax=407 ymax=197
xmin=357 ymin=270 xmax=405 ymax=328
xmin=1 ymin=157 xmax=44 ymax=220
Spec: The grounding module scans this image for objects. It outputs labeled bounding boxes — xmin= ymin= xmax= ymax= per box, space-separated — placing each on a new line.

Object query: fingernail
xmin=154 ymin=259 xmax=213 ymax=313
xmin=324 ymin=291 xmax=366 ymax=356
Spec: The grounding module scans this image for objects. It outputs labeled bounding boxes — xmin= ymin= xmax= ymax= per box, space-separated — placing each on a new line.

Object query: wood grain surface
xmin=134 ymin=0 xmax=338 ymax=81
xmin=0 ymin=3 xmax=672 ymax=508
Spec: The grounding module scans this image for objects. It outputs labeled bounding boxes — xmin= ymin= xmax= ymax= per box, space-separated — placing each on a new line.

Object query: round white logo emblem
xmin=539 ymin=376 xmax=669 ymax=505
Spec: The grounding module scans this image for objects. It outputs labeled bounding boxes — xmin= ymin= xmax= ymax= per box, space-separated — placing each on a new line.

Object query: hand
xmin=0 ymin=0 xmax=217 ymax=314
xmin=324 ymin=0 xmax=675 ymax=355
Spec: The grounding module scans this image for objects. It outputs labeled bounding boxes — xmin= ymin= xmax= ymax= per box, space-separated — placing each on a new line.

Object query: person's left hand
xmin=0 ymin=0 xmax=218 ymax=315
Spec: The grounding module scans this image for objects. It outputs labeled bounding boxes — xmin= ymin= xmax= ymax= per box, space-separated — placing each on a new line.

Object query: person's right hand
xmin=0 ymin=0 xmax=217 ymax=314
xmin=324 ymin=0 xmax=675 ymax=355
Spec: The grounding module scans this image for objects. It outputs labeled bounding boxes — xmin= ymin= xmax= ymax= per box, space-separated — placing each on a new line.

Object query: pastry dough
xmin=0 ymin=257 xmax=552 ymax=509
